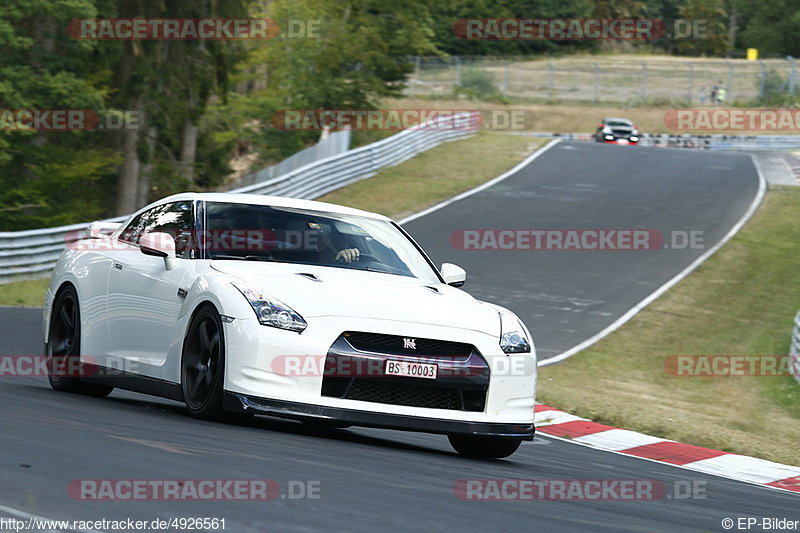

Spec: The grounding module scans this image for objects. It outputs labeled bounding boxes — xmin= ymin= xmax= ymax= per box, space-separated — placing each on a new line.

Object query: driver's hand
xmin=335 ymin=248 xmax=360 ymax=263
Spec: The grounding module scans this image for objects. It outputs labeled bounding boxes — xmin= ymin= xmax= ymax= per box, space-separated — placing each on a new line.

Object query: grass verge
xmin=538 ymin=186 xmax=800 ymax=466
xmin=388 ymin=96 xmax=800 ymax=135
xmin=0 ymin=278 xmax=49 ymax=308
xmin=0 ymin=132 xmax=544 ymax=306
xmin=318 ymin=131 xmax=544 ymax=219
xmin=388 ymin=97 xmax=675 ymax=135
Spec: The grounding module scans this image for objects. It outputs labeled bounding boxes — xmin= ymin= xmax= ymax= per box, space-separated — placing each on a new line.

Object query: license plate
xmin=385 ymin=360 xmax=437 ymax=380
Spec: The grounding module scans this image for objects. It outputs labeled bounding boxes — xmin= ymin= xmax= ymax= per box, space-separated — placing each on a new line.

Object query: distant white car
xmin=595 ymin=117 xmax=640 ymax=145
xmin=43 ymin=193 xmax=536 ymax=458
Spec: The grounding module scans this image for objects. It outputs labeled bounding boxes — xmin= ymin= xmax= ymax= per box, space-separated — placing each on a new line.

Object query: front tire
xmin=46 ymin=285 xmax=113 ymax=397
xmin=181 ymin=304 xmax=252 ymax=423
xmin=448 ymin=434 xmax=522 ymax=459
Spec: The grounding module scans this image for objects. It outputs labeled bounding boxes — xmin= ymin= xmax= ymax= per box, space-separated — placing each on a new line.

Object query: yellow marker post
xmin=747 ymin=48 xmax=758 ymax=60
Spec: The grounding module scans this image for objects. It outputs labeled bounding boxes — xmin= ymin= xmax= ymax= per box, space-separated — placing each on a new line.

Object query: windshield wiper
xmin=244 ymin=255 xmax=291 ymax=263
xmin=209 ymin=254 xmax=291 ymax=263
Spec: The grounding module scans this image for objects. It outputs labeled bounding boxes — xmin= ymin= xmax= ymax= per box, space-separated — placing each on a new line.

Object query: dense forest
xmin=1 ymin=0 xmax=798 ymax=230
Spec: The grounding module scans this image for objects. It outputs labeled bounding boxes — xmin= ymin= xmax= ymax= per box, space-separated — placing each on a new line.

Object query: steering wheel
xmin=355 ymin=252 xmax=379 ymax=263
xmin=335 ymin=251 xmax=380 ymax=263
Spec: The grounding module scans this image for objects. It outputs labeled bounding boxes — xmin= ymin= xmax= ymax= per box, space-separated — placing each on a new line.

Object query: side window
xmin=119 ymin=210 xmax=151 ymax=247
xmin=118 ymin=201 xmax=195 ymax=259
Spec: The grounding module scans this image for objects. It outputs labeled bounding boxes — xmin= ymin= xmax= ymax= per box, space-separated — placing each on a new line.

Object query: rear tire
xmin=46 ymin=285 xmax=113 ymax=398
xmin=181 ymin=304 xmax=252 ymax=423
xmin=448 ymin=434 xmax=522 ymax=459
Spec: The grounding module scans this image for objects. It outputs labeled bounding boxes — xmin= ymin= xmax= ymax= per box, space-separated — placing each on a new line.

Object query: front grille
xmin=343 ymin=331 xmax=473 ymax=357
xmin=323 ymin=333 xmax=489 ymax=413
xmin=345 ymin=380 xmax=463 ymax=410
xmin=611 ymin=129 xmax=632 ymax=136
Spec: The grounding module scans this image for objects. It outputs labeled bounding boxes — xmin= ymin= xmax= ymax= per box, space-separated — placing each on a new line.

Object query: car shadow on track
xmin=24 ymin=384 xmax=483 ymax=458
xmin=14 ymin=382 xmax=527 ymax=462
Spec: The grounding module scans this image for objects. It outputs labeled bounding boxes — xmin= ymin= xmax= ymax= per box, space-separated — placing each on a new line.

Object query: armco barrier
xmin=522 ymin=132 xmax=800 ymax=151
xmin=791 ymin=312 xmax=800 ymax=385
xmin=0 ymin=111 xmax=479 ymax=283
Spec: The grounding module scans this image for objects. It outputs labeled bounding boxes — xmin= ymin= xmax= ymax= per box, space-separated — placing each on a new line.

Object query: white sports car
xmin=43 ymin=193 xmax=537 ymax=458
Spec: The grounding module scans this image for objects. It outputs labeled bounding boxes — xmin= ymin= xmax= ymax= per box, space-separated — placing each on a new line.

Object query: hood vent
xmin=296 ymin=272 xmax=322 ymax=282
xmin=424 ymin=285 xmax=441 ymax=294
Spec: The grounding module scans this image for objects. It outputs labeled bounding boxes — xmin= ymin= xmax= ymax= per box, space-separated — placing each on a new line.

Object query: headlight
xmin=499 ymin=312 xmax=531 ymax=354
xmin=232 ymin=283 xmax=307 ymax=332
xmin=604 ymin=134 xmax=614 ymax=140
xmin=630 ymin=135 xmax=639 ymax=141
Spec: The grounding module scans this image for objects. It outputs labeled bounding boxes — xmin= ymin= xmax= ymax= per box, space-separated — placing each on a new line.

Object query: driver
xmin=334 ymin=247 xmax=360 ymax=263
xmin=313 ymin=222 xmax=361 ymax=264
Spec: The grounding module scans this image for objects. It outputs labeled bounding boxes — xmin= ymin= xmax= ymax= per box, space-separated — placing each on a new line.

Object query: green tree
xmin=738 ymin=0 xmax=800 ymax=56
xmin=674 ymin=0 xmax=728 ymax=56
xmin=204 ymin=0 xmax=441 ymax=169
xmin=104 ymin=0 xmax=252 ymax=213
xmin=0 ymin=0 xmax=119 ymax=230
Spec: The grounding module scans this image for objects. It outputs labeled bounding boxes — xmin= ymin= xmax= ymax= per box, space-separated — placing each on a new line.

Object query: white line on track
xmin=402 ymin=139 xmax=767 ymax=367
xmin=0 ymin=502 xmax=102 ymax=533
xmin=540 ymin=151 xmax=767 ymax=366
xmin=399 ymin=138 xmax=561 ymax=225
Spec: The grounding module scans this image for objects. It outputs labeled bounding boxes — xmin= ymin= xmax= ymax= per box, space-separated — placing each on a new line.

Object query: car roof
xmin=138 ymin=192 xmax=391 ymax=221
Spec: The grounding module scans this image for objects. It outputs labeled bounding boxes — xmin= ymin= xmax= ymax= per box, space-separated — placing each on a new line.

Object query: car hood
xmin=211 ymin=261 xmax=500 ymax=335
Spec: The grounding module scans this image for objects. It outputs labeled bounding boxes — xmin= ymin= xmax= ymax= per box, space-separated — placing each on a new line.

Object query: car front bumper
xmin=223 ymin=392 xmax=535 ymax=439
xmin=221 ymin=315 xmax=537 ymax=431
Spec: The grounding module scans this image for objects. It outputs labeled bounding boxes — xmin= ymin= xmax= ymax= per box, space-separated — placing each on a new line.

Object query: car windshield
xmin=606 ymin=120 xmax=632 ymax=127
xmin=203 ymin=202 xmax=441 ymax=283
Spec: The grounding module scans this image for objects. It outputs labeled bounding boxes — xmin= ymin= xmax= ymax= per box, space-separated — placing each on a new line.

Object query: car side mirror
xmin=441 ymin=263 xmax=466 ymax=287
xmin=140 ymin=232 xmax=177 ymax=270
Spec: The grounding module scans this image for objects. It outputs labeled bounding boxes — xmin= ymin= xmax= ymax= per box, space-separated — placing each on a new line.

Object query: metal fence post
xmin=759 ymin=59 xmax=766 ymax=101
xmin=593 ymin=63 xmax=599 ymax=104
xmin=641 ymin=63 xmax=648 ymax=101
xmin=791 ymin=312 xmax=800 ymax=385
xmin=789 ymin=56 xmax=797 ymax=94
xmin=726 ymin=60 xmax=734 ymax=102
xmin=548 ymin=61 xmax=554 ymax=99
xmin=503 ymin=60 xmax=510 ymax=95
xmin=687 ymin=63 xmax=694 ymax=104
xmin=455 ymin=56 xmax=462 ymax=88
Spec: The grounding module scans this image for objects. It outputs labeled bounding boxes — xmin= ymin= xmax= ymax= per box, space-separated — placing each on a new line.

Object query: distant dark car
xmin=594 ymin=118 xmax=640 ymax=145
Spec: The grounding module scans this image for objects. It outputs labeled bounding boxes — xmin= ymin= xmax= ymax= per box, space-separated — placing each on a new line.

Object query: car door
xmin=106 ymin=200 xmax=195 ymax=379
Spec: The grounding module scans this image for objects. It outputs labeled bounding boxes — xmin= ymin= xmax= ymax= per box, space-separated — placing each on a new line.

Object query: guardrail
xmin=522 ymin=132 xmax=800 ymax=151
xmin=791 ymin=312 xmax=800 ymax=385
xmin=0 ymin=112 xmax=479 ymax=284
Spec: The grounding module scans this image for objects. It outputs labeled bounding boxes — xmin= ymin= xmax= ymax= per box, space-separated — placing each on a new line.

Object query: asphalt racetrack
xmin=1 ymin=141 xmax=795 ymax=533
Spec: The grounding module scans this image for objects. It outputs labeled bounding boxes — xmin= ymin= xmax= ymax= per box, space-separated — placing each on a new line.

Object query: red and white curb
xmin=535 ymin=404 xmax=800 ymax=494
